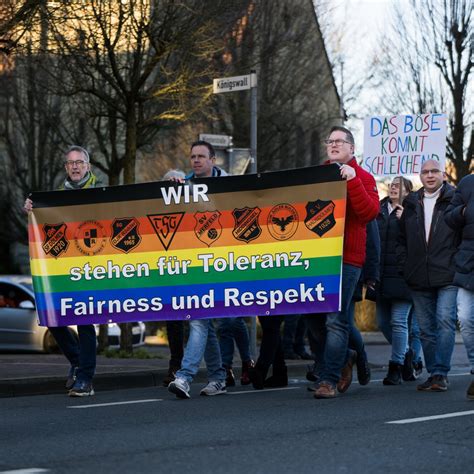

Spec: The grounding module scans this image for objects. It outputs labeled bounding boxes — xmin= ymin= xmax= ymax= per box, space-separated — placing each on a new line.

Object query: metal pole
xmin=249 ymin=70 xmax=258 ymax=359
xmin=250 ymin=70 xmax=258 ymax=173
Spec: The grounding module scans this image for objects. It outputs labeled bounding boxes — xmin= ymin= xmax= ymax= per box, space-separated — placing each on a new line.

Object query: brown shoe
xmin=314 ymin=381 xmax=337 ymax=399
xmin=337 ymin=350 xmax=357 ymax=393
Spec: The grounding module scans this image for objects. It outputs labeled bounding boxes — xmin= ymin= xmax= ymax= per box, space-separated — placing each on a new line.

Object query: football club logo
xmin=232 ymin=207 xmax=262 ymax=243
xmin=42 ymin=223 xmax=69 ymax=258
xmin=267 ymin=204 xmax=299 ymax=241
xmin=147 ymin=212 xmax=185 ymax=250
xmin=304 ymin=200 xmax=336 ymax=237
xmin=194 ymin=211 xmax=222 ymax=247
xmin=110 ymin=217 xmax=141 ymax=253
xmin=74 ymin=220 xmax=106 ymax=256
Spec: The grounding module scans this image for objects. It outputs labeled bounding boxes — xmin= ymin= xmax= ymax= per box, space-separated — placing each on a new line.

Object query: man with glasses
xmin=311 ymin=126 xmax=380 ymax=399
xmin=397 ymin=159 xmax=460 ymax=392
xmin=24 ymin=145 xmax=100 ymax=397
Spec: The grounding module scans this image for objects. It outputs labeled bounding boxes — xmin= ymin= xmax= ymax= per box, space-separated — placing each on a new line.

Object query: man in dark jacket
xmin=445 ymin=173 xmax=474 ymax=399
xmin=24 ymin=145 xmax=99 ymax=397
xmin=397 ymin=159 xmax=460 ymax=392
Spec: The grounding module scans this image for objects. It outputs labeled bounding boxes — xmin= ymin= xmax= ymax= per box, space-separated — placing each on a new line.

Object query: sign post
xmin=213 ymin=71 xmax=259 ymax=357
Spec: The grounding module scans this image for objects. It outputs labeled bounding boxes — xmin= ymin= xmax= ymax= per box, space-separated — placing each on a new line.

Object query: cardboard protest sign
xmin=362 ymin=113 xmax=446 ymax=176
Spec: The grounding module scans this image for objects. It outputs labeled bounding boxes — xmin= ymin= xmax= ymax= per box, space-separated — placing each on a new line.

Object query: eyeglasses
xmin=420 ymin=169 xmax=442 ymax=176
xmin=65 ymin=160 xmax=87 ymax=167
xmin=324 ymin=139 xmax=351 ymax=147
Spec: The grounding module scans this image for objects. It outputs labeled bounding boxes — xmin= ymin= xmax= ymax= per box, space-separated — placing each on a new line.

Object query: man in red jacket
xmin=312 ymin=126 xmax=380 ymax=399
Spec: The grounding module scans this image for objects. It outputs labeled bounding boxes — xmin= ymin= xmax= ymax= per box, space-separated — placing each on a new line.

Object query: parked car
xmin=0 ymin=275 xmax=146 ymax=352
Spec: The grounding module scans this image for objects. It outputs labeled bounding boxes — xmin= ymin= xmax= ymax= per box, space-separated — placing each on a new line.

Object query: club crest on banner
xmin=304 ymin=200 xmax=336 ymax=237
xmin=74 ymin=220 xmax=106 ymax=256
xmin=110 ymin=217 xmax=141 ymax=253
xmin=232 ymin=207 xmax=262 ymax=243
xmin=147 ymin=212 xmax=184 ymax=250
xmin=267 ymin=204 xmax=299 ymax=241
xmin=194 ymin=211 xmax=222 ymax=247
xmin=42 ymin=223 xmax=69 ymax=258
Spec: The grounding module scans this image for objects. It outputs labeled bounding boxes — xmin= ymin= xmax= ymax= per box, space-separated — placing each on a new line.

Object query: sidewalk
xmin=0 ymin=333 xmax=468 ymax=398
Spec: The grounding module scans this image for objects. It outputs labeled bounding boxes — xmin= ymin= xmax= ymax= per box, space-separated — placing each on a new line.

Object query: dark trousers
xmin=49 ymin=324 xmax=96 ymax=383
xmin=166 ymin=320 xmax=184 ymax=369
xmin=256 ymin=315 xmax=285 ymax=378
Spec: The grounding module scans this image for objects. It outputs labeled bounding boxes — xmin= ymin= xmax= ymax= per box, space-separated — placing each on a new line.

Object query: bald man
xmin=396 ymin=159 xmax=460 ymax=392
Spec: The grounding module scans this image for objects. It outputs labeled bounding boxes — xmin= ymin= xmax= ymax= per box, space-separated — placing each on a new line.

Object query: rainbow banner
xmin=29 ymin=164 xmax=346 ymax=327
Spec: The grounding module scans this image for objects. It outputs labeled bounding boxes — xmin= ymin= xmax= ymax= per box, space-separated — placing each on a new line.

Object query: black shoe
xmin=264 ymin=366 xmax=288 ymax=388
xmin=306 ymin=363 xmax=320 ymax=383
xmin=402 ymin=349 xmax=416 ymax=381
xmin=413 ymin=360 xmax=423 ymax=378
xmin=383 ymin=361 xmax=402 ymax=385
xmin=467 ymin=380 xmax=474 ymax=400
xmin=248 ymin=366 xmax=266 ymax=390
xmin=284 ymin=351 xmax=301 ymax=360
xmin=295 ymin=350 xmax=313 ymax=360
xmin=240 ymin=359 xmax=255 ymax=386
xmin=225 ymin=366 xmax=236 ymax=387
xmin=356 ymin=353 xmax=371 ymax=386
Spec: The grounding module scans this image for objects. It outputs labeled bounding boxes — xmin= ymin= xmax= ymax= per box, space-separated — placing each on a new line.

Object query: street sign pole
xmin=250 ymin=70 xmax=257 ymax=174
xmin=212 ymin=71 xmax=258 ymax=360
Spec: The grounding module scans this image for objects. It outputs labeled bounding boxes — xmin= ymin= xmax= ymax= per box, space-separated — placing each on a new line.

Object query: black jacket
xmin=396 ymin=182 xmax=460 ymax=290
xmin=444 ymin=174 xmax=474 ymax=291
xmin=376 ymin=197 xmax=412 ymax=301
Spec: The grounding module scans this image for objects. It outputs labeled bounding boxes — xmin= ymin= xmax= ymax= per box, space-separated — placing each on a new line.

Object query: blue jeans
xmin=217 ymin=317 xmax=251 ymax=367
xmin=49 ymin=325 xmax=96 ymax=383
xmin=409 ymin=311 xmax=422 ymax=364
xmin=412 ymin=286 xmax=458 ymax=377
xmin=319 ymin=264 xmax=361 ymax=385
xmin=376 ymin=299 xmax=411 ymax=365
xmin=176 ymin=319 xmax=226 ymax=383
xmin=457 ymin=287 xmax=474 ymax=372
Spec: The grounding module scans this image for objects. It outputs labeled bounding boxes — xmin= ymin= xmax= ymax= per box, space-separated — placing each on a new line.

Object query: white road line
xmin=228 ymin=387 xmax=300 ymax=395
xmin=0 ymin=469 xmax=49 ymax=474
xmin=387 ymin=410 xmax=474 ymax=425
xmin=68 ymin=399 xmax=163 ymax=409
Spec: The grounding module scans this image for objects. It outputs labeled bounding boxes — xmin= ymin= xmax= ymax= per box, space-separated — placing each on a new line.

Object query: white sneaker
xmin=168 ymin=377 xmax=191 ymax=399
xmin=200 ymin=380 xmax=227 ymax=396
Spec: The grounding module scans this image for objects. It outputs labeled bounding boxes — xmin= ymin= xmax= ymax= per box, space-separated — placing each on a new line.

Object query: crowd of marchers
xmin=21 ymin=128 xmax=474 ymax=401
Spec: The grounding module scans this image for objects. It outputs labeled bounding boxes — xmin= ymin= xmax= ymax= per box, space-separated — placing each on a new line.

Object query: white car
xmin=0 ymin=275 xmax=146 ymax=352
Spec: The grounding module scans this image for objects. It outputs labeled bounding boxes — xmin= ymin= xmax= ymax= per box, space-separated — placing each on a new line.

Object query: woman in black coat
xmin=376 ymin=176 xmax=421 ymax=385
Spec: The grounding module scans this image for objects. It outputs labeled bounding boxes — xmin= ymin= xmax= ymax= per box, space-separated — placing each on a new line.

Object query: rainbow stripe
xmin=29 ymin=165 xmax=346 ymax=326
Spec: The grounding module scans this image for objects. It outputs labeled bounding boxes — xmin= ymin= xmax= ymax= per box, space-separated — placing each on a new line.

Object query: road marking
xmin=228 ymin=387 xmax=300 ymax=395
xmin=387 ymin=410 xmax=474 ymax=424
xmin=0 ymin=469 xmax=49 ymax=474
xmin=68 ymin=399 xmax=163 ymax=409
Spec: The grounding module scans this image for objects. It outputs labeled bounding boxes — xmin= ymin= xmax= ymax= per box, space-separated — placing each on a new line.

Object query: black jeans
xmin=166 ymin=320 xmax=184 ymax=369
xmin=256 ymin=315 xmax=285 ymax=378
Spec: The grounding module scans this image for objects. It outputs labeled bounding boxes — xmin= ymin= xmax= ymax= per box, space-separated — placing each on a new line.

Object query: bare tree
xmin=42 ymin=0 xmax=247 ymax=185
xmin=375 ymin=0 xmax=473 ymax=182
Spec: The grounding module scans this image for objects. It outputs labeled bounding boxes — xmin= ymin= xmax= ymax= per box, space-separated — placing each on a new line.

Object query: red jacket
xmin=333 ymin=158 xmax=380 ymax=267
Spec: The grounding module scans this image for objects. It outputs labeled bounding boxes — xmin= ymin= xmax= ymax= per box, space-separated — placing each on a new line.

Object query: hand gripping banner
xmin=28 ymin=164 xmax=346 ymax=326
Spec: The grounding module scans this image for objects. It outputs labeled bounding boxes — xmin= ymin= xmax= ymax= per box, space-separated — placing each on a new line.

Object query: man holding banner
xmin=24 ymin=146 xmax=100 ymax=397
xmin=312 ymin=126 xmax=380 ymax=399
xmin=397 ymin=159 xmax=459 ymax=392
xmin=168 ymin=140 xmax=228 ymax=399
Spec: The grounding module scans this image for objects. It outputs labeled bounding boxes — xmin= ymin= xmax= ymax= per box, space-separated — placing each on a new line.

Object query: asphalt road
xmin=1 ymin=367 xmax=473 ymax=474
